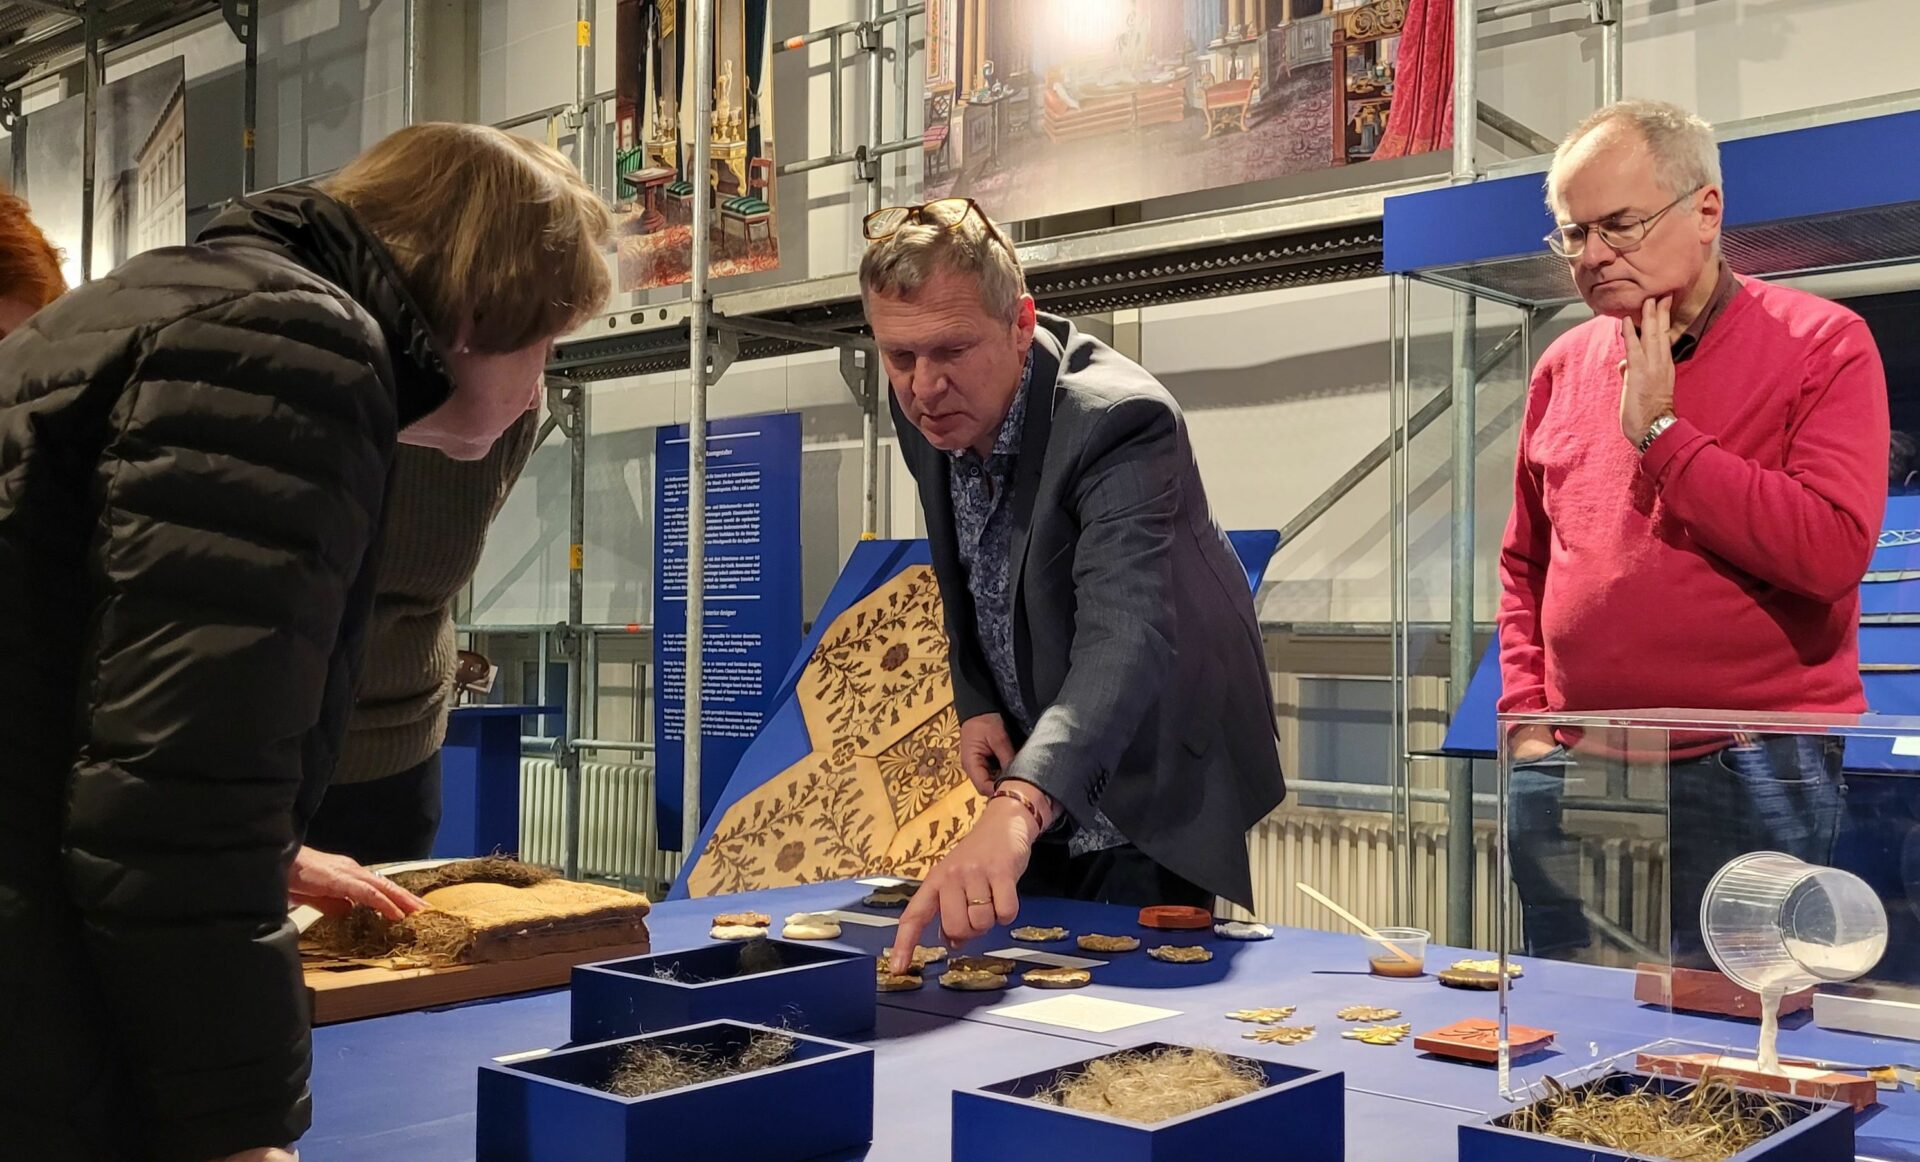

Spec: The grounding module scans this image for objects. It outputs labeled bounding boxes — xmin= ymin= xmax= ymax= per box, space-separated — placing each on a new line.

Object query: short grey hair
xmin=858 ymin=209 xmax=1027 ymax=322
xmin=1547 ymin=99 xmax=1722 ymax=210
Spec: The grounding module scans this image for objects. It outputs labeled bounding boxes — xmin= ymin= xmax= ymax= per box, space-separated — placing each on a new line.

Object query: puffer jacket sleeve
xmin=61 ymin=288 xmax=397 ymax=1161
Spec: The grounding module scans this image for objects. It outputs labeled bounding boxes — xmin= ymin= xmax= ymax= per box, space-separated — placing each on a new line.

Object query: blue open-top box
xmin=1461 ymin=1071 xmax=1854 ymax=1161
xmin=571 ymin=938 xmax=874 ymax=1043
xmin=951 ymin=1042 xmax=1345 ymax=1162
xmin=477 ymin=1019 xmax=874 ymax=1162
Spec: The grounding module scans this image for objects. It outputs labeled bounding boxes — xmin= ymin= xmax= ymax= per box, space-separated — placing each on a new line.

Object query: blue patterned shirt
xmin=947 ymin=354 xmax=1125 ymax=855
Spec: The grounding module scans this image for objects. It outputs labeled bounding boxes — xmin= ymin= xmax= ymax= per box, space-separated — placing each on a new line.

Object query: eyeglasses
xmin=1544 ymin=186 xmax=1702 ymax=259
xmin=863 ymin=197 xmax=1017 ymax=256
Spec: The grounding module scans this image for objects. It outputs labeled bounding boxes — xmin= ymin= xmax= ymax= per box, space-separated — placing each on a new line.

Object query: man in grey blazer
xmin=866 ymin=200 xmax=1286 ymax=971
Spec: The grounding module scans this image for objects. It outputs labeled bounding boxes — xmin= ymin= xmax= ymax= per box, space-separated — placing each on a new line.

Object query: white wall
xmin=1477 ymin=0 xmax=1920 ymax=152
xmin=255 ymin=0 xmax=408 ymax=186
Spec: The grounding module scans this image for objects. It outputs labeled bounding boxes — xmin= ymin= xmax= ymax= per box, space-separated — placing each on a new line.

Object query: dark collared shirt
xmin=947 ymin=353 xmax=1124 ymax=854
xmin=1670 ymin=259 xmax=1739 ymax=364
xmin=949 ymin=357 xmax=1033 ymax=733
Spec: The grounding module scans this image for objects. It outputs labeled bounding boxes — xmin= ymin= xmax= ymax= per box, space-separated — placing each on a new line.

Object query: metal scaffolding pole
xmin=1452 ymin=0 xmax=1477 ymax=181
xmin=683 ymin=0 xmax=717 ymax=857
xmin=79 ymin=6 xmax=98 ymax=281
xmin=1388 ymin=276 xmax=1412 ymax=925
xmin=563 ymin=381 xmax=587 ymax=879
xmin=578 ymin=0 xmax=599 ymax=197
xmin=1596 ymin=0 xmax=1623 ymax=106
xmin=552 ymin=0 xmax=600 ymax=881
xmin=859 ymin=0 xmax=885 ymax=538
xmin=219 ymin=2 xmax=259 ymax=192
xmin=1446 ymin=297 xmax=1477 ymax=948
xmin=402 ymin=0 xmax=417 ymax=126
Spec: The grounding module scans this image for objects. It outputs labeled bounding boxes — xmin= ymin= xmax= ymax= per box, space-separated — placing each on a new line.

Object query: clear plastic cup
xmin=1701 ymin=851 xmax=1888 ymax=994
xmin=1365 ymin=927 xmax=1429 ymax=977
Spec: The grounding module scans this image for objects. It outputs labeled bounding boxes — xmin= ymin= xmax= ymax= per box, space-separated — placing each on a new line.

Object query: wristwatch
xmin=1637 ymin=412 xmax=1677 ymax=454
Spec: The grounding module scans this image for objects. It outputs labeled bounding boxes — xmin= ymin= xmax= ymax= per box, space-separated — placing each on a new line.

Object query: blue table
xmin=310 ymin=882 xmax=1920 ymax=1161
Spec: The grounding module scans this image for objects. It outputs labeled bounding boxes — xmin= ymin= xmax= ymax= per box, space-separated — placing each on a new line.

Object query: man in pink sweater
xmin=1497 ymin=100 xmax=1888 ymax=964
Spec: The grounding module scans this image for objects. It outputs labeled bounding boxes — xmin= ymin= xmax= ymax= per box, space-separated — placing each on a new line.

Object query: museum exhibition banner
xmin=652 ymin=412 xmax=803 ymax=849
xmin=921 ymin=0 xmax=1450 ymax=224
xmin=612 ymin=0 xmax=779 ymax=291
xmin=14 ymin=57 xmax=186 ymax=287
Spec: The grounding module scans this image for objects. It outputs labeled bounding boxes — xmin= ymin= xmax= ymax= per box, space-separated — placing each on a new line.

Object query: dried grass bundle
xmin=1506 ymin=1075 xmax=1796 ymax=1162
xmin=1036 ymin=1047 xmax=1267 ymax=1124
xmin=387 ymin=856 xmax=556 ymax=896
xmin=602 ymin=1031 xmax=799 ymax=1097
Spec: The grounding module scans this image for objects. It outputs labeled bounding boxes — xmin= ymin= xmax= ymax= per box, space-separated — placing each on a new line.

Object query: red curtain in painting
xmin=1373 ymin=0 xmax=1453 ymax=160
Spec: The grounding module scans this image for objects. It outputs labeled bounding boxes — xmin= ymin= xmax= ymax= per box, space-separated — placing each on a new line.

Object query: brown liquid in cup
xmin=1369 ymin=954 xmax=1425 ymax=978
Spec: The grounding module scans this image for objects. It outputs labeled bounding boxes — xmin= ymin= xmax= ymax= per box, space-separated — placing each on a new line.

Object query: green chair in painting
xmin=719 ymin=158 xmax=775 ymax=257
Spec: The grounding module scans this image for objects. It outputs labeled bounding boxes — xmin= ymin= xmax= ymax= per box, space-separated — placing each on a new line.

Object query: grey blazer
xmin=892 ymin=312 xmax=1286 ymax=906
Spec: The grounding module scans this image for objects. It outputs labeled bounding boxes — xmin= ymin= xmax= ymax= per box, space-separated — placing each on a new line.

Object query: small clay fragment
xmin=948 ymin=955 xmax=1018 ymax=975
xmin=713 ymin=911 xmax=771 ymax=928
xmin=1022 ymin=966 xmax=1092 ymax=989
xmin=710 ymin=924 xmax=768 ymax=941
xmin=863 ymin=886 xmax=914 ymax=908
xmin=1148 ymin=945 xmax=1213 ymax=964
xmin=1227 ymin=1007 xmax=1297 ymax=1024
xmin=1138 ymin=905 xmax=1214 ymax=930
xmin=780 ymin=912 xmax=842 ymax=940
xmin=1336 ymin=1005 xmax=1402 ymax=1022
xmin=940 ymin=966 xmax=1012 ymax=991
xmin=1244 ymin=1025 xmax=1316 ymax=1045
xmin=1437 ymin=967 xmax=1503 ymax=990
xmin=1010 ymin=925 xmax=1069 ymax=943
xmin=1077 ymin=934 xmax=1141 ymax=953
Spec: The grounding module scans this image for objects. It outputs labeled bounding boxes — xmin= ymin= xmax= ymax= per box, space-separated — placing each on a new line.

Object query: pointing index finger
xmin=890 ymin=886 xmax=938 ymax=974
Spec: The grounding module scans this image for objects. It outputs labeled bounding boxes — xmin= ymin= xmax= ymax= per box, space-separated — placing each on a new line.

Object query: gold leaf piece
xmin=939 ymin=966 xmax=1011 ymax=991
xmin=1147 ymin=945 xmax=1213 ymax=964
xmin=1077 ymin=934 xmax=1141 ymax=953
xmin=1226 ymin=1007 xmax=1298 ymax=1024
xmin=875 ymin=969 xmax=923 ymax=992
xmin=1022 ymin=966 xmax=1092 ymax=989
xmin=1244 ymin=1025 xmax=1316 ymax=1045
xmin=1335 ymin=1005 xmax=1403 ymax=1022
xmin=1341 ymin=1022 xmax=1413 ymax=1046
xmin=1449 ymin=958 xmax=1523 ymax=978
xmin=948 ymin=955 xmax=1018 ymax=975
xmin=1010 ymin=925 xmax=1069 ymax=943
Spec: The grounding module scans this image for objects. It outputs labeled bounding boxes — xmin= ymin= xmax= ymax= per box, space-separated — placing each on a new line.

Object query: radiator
xmin=1230 ymin=807 xmax=1669 ymax=957
xmin=519 ymin=758 xmax=685 ymax=892
xmin=516 ymin=760 xmax=1667 ymax=952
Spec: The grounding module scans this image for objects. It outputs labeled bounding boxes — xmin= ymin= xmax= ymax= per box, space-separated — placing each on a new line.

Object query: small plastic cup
xmin=1366 ymin=927 xmax=1430 ymax=977
xmin=1702 ymin=851 xmax=1887 ymax=994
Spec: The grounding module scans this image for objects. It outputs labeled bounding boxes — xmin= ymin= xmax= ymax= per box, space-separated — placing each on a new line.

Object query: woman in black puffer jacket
xmin=0 ymin=122 xmax=609 ymax=1162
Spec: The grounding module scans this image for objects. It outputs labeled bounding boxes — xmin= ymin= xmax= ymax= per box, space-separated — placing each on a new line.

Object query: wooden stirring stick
xmin=1294 ymin=881 xmax=1421 ymax=966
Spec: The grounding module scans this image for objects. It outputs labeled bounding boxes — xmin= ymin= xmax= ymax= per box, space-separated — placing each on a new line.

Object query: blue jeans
xmin=1508 ymin=735 xmax=1846 ymax=966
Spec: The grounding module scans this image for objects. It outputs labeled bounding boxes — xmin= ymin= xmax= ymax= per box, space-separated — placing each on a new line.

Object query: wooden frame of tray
xmin=305 ymin=939 xmax=652 ymax=1024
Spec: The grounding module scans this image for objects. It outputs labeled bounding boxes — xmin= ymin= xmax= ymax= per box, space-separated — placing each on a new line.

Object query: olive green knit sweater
xmin=333 ymin=410 xmax=538 ymax=783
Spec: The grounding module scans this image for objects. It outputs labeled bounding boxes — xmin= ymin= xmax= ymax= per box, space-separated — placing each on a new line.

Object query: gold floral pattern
xmin=875 ymin=706 xmax=963 ymax=825
xmin=686 ymin=566 xmax=984 ymax=896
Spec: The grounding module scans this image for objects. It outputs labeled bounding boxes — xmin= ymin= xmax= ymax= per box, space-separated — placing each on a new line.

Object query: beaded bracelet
xmin=990 ymin=784 xmax=1049 ymax=831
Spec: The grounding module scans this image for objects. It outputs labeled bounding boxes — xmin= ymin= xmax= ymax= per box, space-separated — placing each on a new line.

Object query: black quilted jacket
xmin=0 ymin=189 xmax=453 ymax=1160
